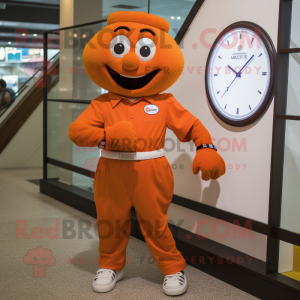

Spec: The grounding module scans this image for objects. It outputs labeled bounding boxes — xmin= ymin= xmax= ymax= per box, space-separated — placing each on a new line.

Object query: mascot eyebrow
xmin=140 ymin=28 xmax=155 ymax=36
xmin=114 ymin=26 xmax=130 ymax=32
xmin=113 ymin=26 xmax=155 ymax=37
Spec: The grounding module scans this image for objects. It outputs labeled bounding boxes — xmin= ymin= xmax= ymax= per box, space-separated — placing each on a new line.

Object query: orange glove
xmin=105 ymin=121 xmax=137 ymax=152
xmin=188 ymin=119 xmax=226 ymax=180
xmin=192 ymin=149 xmax=226 ymax=180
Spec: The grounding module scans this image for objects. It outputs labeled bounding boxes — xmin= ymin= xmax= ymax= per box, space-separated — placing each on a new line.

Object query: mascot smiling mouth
xmin=106 ymin=65 xmax=160 ymax=90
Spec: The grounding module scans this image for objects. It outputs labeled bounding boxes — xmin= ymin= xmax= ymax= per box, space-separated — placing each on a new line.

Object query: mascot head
xmin=82 ymin=11 xmax=184 ymax=97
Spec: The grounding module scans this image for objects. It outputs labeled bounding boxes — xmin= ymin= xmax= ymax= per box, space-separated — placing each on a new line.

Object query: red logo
xmin=24 ymin=246 xmax=56 ymax=277
xmin=146 ymin=107 xmax=150 ymax=112
xmin=83 ymin=157 xmax=99 ymax=173
xmin=83 ymin=157 xmax=106 ymax=179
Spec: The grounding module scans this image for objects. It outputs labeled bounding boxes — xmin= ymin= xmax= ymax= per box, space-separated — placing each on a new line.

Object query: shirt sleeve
xmin=166 ymin=94 xmax=198 ymax=142
xmin=4 ymin=91 xmax=11 ymax=103
xmin=68 ymin=99 xmax=105 ymax=147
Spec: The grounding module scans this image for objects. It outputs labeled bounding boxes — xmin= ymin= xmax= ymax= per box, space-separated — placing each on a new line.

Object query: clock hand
xmin=227 ymin=65 xmax=240 ymax=77
xmin=221 ymin=55 xmax=255 ymax=99
xmin=238 ymin=54 xmax=254 ymax=76
xmin=221 ymin=88 xmax=229 ymax=99
xmin=221 ymin=75 xmax=238 ymax=98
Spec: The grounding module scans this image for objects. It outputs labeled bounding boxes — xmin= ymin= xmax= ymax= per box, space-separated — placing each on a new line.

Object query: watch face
xmin=206 ymin=23 xmax=275 ymax=126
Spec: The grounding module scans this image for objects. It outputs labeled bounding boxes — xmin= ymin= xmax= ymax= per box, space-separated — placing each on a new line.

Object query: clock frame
xmin=205 ymin=21 xmax=276 ymax=127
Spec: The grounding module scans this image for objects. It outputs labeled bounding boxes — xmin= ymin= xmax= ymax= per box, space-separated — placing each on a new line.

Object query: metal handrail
xmin=0 ymin=51 xmax=60 ymax=118
xmin=45 ymin=18 xmax=108 ymax=34
xmin=15 ymin=51 xmax=60 ymax=94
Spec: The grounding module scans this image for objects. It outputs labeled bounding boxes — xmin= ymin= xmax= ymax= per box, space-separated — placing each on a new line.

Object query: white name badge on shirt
xmin=144 ymin=104 xmax=159 ymax=115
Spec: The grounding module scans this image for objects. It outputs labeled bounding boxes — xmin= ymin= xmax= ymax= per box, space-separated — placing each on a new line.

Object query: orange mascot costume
xmin=68 ymin=11 xmax=226 ymax=296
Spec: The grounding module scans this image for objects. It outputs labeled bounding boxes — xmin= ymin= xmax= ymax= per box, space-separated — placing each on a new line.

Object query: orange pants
xmin=94 ymin=156 xmax=186 ymax=276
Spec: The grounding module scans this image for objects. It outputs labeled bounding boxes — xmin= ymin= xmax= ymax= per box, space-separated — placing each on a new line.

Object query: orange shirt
xmin=70 ymin=92 xmax=198 ymax=152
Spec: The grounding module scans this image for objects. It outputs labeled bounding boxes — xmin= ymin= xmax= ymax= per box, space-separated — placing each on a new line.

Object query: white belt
xmin=100 ymin=149 xmax=165 ymax=161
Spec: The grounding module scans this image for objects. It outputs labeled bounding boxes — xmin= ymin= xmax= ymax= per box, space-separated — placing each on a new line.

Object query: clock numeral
xmin=236 ymin=108 xmax=239 ymax=114
xmin=214 ymin=74 xmax=218 ymax=77
xmin=225 ymin=104 xmax=227 ymax=109
xmin=240 ymin=34 xmax=242 ymax=39
xmin=218 ymin=56 xmax=222 ymax=59
xmin=258 ymin=53 xmax=262 ymax=57
xmin=251 ymin=38 xmax=254 ymax=44
xmin=258 ymin=90 xmax=262 ymax=94
xmin=217 ymin=91 xmax=220 ymax=94
xmin=262 ymin=72 xmax=267 ymax=76
xmin=227 ymin=40 xmax=230 ymax=45
xmin=249 ymin=105 xmax=252 ymax=110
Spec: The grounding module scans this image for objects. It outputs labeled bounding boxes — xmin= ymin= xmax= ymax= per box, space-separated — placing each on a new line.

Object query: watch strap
xmin=98 ymin=139 xmax=106 ymax=149
xmin=196 ymin=144 xmax=217 ymax=151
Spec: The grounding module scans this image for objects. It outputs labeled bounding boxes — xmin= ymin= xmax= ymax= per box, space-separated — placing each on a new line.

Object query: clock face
xmin=205 ymin=22 xmax=275 ymax=126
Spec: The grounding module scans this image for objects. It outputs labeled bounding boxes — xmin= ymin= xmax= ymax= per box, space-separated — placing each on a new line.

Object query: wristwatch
xmin=196 ymin=144 xmax=217 ymax=151
xmin=98 ymin=139 xmax=106 ymax=149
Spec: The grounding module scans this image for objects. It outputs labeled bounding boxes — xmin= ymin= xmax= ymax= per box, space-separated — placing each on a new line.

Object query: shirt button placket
xmin=128 ymin=105 xmax=133 ymax=121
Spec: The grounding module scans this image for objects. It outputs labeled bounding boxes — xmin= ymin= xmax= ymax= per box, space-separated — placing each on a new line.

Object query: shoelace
xmin=95 ymin=268 xmax=116 ymax=279
xmin=163 ymin=272 xmax=185 ymax=287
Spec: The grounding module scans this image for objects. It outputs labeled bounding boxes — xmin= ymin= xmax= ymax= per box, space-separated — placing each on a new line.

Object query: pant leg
xmin=94 ymin=157 xmax=133 ymax=270
xmin=131 ymin=157 xmax=186 ymax=276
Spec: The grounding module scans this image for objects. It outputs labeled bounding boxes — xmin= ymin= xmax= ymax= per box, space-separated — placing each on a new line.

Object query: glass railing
xmin=0 ymin=52 xmax=60 ymax=123
xmin=44 ymin=1 xmax=197 ymax=190
xmin=45 ymin=20 xmax=108 ymax=190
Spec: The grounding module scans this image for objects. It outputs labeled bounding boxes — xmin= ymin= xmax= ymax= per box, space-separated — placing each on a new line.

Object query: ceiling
xmin=0 ymin=0 xmax=59 ymax=47
xmin=1 ymin=0 xmax=59 ymax=6
xmin=0 ymin=0 xmax=196 ymax=48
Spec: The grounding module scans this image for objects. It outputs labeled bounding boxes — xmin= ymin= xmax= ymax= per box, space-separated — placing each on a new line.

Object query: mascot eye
xmin=135 ymin=38 xmax=156 ymax=62
xmin=114 ymin=44 xmax=125 ymax=54
xmin=110 ymin=35 xmax=130 ymax=59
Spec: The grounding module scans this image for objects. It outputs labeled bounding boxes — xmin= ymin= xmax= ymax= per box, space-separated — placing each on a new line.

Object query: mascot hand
xmin=105 ymin=121 xmax=137 ymax=152
xmin=192 ymin=149 xmax=226 ymax=180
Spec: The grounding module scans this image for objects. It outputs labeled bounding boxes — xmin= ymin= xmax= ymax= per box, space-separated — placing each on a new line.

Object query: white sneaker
xmin=92 ymin=267 xmax=124 ymax=293
xmin=163 ymin=270 xmax=187 ymax=296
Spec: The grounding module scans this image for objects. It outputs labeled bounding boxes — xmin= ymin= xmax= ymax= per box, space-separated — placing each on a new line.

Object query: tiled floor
xmin=0 ymin=168 xmax=260 ymax=300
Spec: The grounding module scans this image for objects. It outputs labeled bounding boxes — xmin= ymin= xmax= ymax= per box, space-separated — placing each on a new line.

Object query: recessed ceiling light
xmin=112 ymin=4 xmax=140 ymax=9
xmin=177 ymin=16 xmax=181 ymax=20
xmin=33 ymin=34 xmax=37 ymax=36
xmin=8 ymin=42 xmax=11 ymax=44
xmin=82 ymin=33 xmax=86 ymax=38
xmin=22 ymin=33 xmax=26 ymax=36
xmin=73 ymin=33 xmax=78 ymax=38
xmin=171 ymin=16 xmax=174 ymax=19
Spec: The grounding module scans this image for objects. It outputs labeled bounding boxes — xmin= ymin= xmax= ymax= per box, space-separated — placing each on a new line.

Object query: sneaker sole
xmin=163 ymin=282 xmax=187 ymax=296
xmin=92 ymin=269 xmax=124 ymax=293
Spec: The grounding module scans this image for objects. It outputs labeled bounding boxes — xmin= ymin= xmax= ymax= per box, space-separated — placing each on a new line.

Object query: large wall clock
xmin=205 ymin=21 xmax=276 ymax=127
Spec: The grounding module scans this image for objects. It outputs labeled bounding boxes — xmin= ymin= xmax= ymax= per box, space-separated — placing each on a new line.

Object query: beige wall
xmin=60 ymin=0 xmax=103 ymax=27
xmin=166 ymin=0 xmax=280 ymax=262
xmin=60 ymin=0 xmax=74 ymax=28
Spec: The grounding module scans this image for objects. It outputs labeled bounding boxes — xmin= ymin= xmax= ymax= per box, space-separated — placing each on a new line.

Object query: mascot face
xmin=83 ymin=11 xmax=184 ymax=97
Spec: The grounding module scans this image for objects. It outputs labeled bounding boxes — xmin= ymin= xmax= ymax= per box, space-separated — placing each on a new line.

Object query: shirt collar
xmin=107 ymin=92 xmax=155 ymax=108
